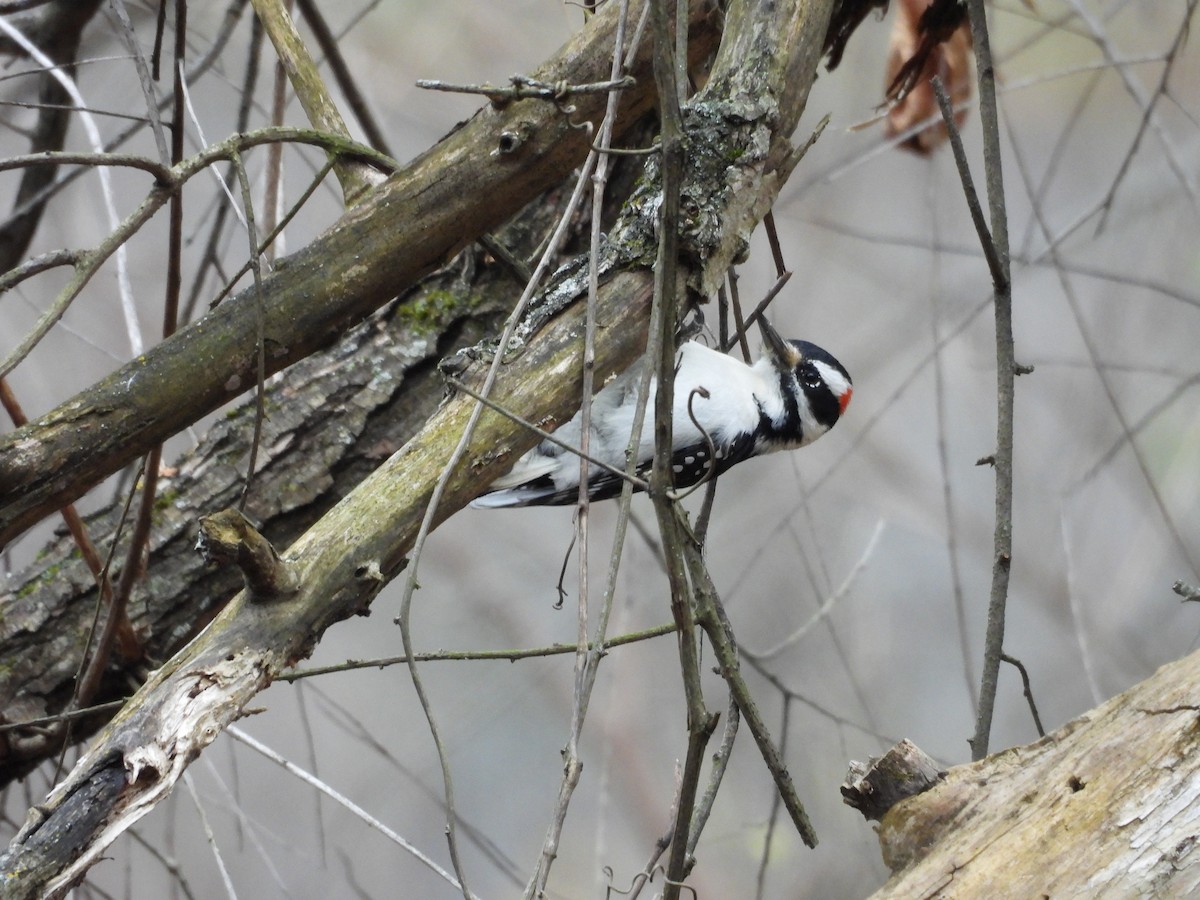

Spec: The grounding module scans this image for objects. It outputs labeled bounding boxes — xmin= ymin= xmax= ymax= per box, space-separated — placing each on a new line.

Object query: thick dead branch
xmin=0 ymin=213 xmax=539 ymax=783
xmin=0 ymin=0 xmax=721 ymax=548
xmin=0 ymin=269 xmax=655 ymax=897
xmin=867 ymin=649 xmax=1200 ymax=897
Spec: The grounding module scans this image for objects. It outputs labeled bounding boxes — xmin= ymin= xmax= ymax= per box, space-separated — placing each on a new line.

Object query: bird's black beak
xmin=758 ymin=317 xmax=801 ymax=373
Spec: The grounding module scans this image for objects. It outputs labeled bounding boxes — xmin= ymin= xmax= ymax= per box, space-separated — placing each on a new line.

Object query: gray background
xmin=2 ymin=1 xmax=1198 ymax=897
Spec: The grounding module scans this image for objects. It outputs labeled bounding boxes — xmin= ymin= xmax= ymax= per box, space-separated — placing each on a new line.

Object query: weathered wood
xmin=195 ymin=509 xmax=299 ymax=598
xmin=842 ymin=739 xmax=945 ymax=822
xmin=0 ymin=756 xmax=126 ymax=900
xmin=868 ymin=649 xmax=1200 ymax=897
xmin=0 ymin=0 xmax=722 ymax=548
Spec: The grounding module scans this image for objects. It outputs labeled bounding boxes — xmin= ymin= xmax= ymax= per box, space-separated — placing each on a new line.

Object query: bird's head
xmin=757 ymin=317 xmax=853 ymax=445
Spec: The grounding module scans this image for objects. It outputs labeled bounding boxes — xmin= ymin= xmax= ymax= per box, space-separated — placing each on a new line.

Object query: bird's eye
xmin=799 ymin=366 xmax=822 ymax=389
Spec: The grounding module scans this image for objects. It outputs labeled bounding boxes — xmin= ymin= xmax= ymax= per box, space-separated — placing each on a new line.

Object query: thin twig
xmin=182 ymin=7 xmax=262 ymax=324
xmin=416 ymin=74 xmax=635 ymax=103
xmin=291 ymin=683 xmax=328 ymax=867
xmin=726 ymin=269 xmax=752 ymax=363
xmin=754 ymin=699 xmax=789 ymax=900
xmin=691 ymin=464 xmax=720 ymax=544
xmin=961 ymin=0 xmax=1015 ymax=763
xmin=0 ymin=149 xmax=173 ymax=182
xmin=165 ymin=8 xmax=186 ymax=337
xmin=1060 ymin=514 xmax=1103 ymax=705
xmin=762 ymin=210 xmax=787 ymax=277
xmin=226 ymin=727 xmax=478 ymax=898
xmin=294 ymin=0 xmax=393 ymax=156
xmin=0 ymin=0 xmax=249 ymax=237
xmin=682 ymin=533 xmax=817 ymax=847
xmin=923 ymin=182 xmax=977 ymax=714
xmin=0 ymin=14 xmax=143 ymax=356
xmin=931 ymin=76 xmax=1007 ymax=292
xmin=525 ymin=3 xmax=638 ymax=894
xmin=626 ymin=781 xmax=682 ymax=900
xmin=401 ymin=59 xmax=623 ymax=897
xmin=665 ymin=388 xmax=716 ymax=501
xmin=250 ymin=0 xmax=378 ymax=203
xmin=279 ymin=622 xmax=678 ymax=681
xmin=230 ymin=149 xmax=268 ymax=510
xmin=205 ymin=158 xmax=340 ymax=310
xmin=720 ymin=271 xmax=792 ymax=353
xmin=0 ymin=700 xmax=127 ymax=734
xmin=1000 ymin=653 xmax=1045 ymax=738
xmin=126 ymin=828 xmax=200 ymax=900
xmin=742 ymin=644 xmax=905 ymax=745
xmin=67 ymin=457 xmax=145 ymax=765
xmin=297 ymin=682 xmax=527 ymax=891
xmin=1072 ymin=0 xmax=1200 ymax=233
xmin=183 ymin=772 xmax=237 ymax=900
xmin=261 ymin=0 xmax=290 ymax=265
xmin=78 ymin=6 xmax=192 ymax=711
xmin=1004 ymin=86 xmax=1200 ymax=585
xmin=744 ymin=519 xmax=884 ymax=661
xmin=686 ymin=695 xmax=738 ymax=858
xmin=106 ymin=0 xmax=170 ymax=166
xmin=0 ymin=126 xmax=392 ymax=381
xmin=477 ymin=233 xmax=533 ymax=286
xmin=645 ymin=3 xmax=717 ymax=893
xmin=200 ymin=757 xmax=291 ymax=893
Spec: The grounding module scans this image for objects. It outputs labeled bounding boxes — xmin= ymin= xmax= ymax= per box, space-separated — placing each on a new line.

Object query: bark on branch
xmin=0 ymin=0 xmax=721 ymax=549
xmin=0 ymin=269 xmax=655 ymax=898
xmin=0 ymin=0 xmax=719 ymax=792
xmin=0 ymin=0 xmax=844 ymax=890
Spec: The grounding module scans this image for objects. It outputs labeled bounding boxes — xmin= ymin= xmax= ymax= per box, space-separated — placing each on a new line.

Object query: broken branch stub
xmin=195 ymin=509 xmax=299 ymax=600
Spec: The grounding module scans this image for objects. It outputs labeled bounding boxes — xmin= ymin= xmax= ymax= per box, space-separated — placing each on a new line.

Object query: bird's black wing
xmin=477 ymin=431 xmax=760 ymax=507
xmin=579 ymin=431 xmax=759 ymax=503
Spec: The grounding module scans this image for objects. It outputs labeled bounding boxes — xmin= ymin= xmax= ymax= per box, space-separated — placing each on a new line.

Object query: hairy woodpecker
xmin=471 ymin=318 xmax=852 ymax=508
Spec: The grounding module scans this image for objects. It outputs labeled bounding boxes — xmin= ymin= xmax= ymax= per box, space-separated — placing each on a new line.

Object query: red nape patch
xmin=839 ymin=387 xmax=853 ymax=416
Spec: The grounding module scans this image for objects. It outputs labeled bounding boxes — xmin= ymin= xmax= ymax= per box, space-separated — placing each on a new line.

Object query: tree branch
xmin=867 ymin=648 xmax=1200 ymax=897
xmin=0 ymin=269 xmax=655 ymax=897
xmin=0 ymin=0 xmax=840 ymax=889
xmin=963 ymin=0 xmax=1016 ymax=763
xmin=250 ymin=0 xmax=380 ymax=204
xmin=0 ymin=0 xmax=722 ymax=548
xmin=0 ymin=260 xmax=512 ymax=784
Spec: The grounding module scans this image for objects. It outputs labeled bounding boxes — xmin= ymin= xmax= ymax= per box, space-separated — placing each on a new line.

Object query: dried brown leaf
xmin=884 ymin=0 xmax=973 ymax=155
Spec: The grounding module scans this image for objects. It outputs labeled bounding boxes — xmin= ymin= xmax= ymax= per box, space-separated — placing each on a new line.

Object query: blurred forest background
xmin=1 ymin=1 xmax=1198 ymax=897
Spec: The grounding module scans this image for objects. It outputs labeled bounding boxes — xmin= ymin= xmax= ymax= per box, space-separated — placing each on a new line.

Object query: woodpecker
xmin=470 ymin=318 xmax=852 ymax=508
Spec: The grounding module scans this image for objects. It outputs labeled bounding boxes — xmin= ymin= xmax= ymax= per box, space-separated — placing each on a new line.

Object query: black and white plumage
xmin=471 ymin=318 xmax=852 ymax=508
